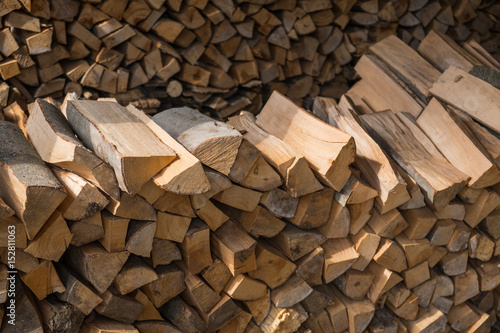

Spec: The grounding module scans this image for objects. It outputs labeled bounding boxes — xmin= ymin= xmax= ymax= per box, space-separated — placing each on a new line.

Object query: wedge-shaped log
xmin=430 ymin=66 xmax=500 ymax=134
xmin=55 ymin=263 xmax=103 ymax=315
xmin=323 ymin=99 xmax=411 ymax=213
xmin=26 ymin=99 xmax=119 ymax=199
xmin=256 ymin=91 xmax=355 ymax=190
xmin=228 ymin=111 xmax=323 ymax=197
xmin=20 ymin=260 xmax=65 ymax=300
xmin=211 ymin=220 xmax=257 ymax=275
xmin=417 ymin=98 xmax=500 ymax=188
xmin=0 ymin=121 xmax=67 ymax=240
xmin=271 ymin=224 xmax=327 ymax=261
xmin=125 ymin=104 xmax=210 ymax=195
xmin=360 ymin=111 xmax=468 ymax=210
xmin=141 ymin=263 xmax=185 ymax=308
xmin=152 ymin=107 xmax=241 ymax=175
xmin=64 ymin=243 xmax=129 ymax=294
xmin=322 ymin=238 xmax=359 ymax=283
xmin=330 ymin=284 xmax=375 ymax=333
xmin=66 ymin=100 xmax=176 ymax=195
xmin=51 ymin=167 xmax=109 ymax=220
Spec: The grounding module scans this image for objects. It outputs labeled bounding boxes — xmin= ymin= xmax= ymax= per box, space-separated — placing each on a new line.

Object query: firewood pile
xmin=0 ymin=0 xmax=499 ymax=120
xmin=1 ymin=28 xmax=500 ymax=332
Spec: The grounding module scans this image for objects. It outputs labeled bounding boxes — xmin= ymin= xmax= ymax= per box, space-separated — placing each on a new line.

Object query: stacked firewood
xmin=0 ymin=0 xmax=499 ymax=119
xmin=2 ymin=29 xmax=500 ymax=332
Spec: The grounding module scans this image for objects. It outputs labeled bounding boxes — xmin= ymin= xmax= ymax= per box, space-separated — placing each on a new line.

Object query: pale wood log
xmin=20 ymin=260 xmax=65 ymax=300
xmin=325 ymin=293 xmax=349 ymax=332
xmin=464 ymin=189 xmax=500 ymax=228
xmin=396 ymin=234 xmax=432 ymax=267
xmin=330 ymin=284 xmax=375 ymax=333
xmin=179 ymin=219 xmax=212 ymax=275
xmin=0 ymin=248 xmax=39 ymax=273
xmin=447 ymin=303 xmax=481 ymax=332
xmin=434 ymin=200 xmax=466 ymax=220
xmin=228 ymin=111 xmax=323 ymax=197
xmin=161 ymin=296 xmax=207 ymax=333
xmin=107 ymin=191 xmax=157 ymax=221
xmin=367 ymin=208 xmax=409 ymax=239
xmin=429 ymin=272 xmax=453 ymax=305
xmin=257 ymin=91 xmax=354 ymax=191
xmin=152 ymin=107 xmax=241 ymax=175
xmin=430 ymin=66 xmax=500 ymax=134
xmin=260 ymin=304 xmax=308 ymax=333
xmin=245 ymin=291 xmax=271 ymax=325
xmin=470 ymin=258 xmax=500 ymax=291
xmin=125 ymin=105 xmax=210 ymax=195
xmin=225 ymin=274 xmax=267 ymax=301
xmin=141 ymin=263 xmax=185 ymax=308
xmin=334 ymin=268 xmax=373 ymax=301
xmin=95 ymin=287 xmax=144 ymax=324
xmin=352 ymin=55 xmax=423 ymax=116
xmin=63 ymin=243 xmax=129 ymax=294
xmin=248 ymin=240 xmax=296 ymax=289
xmin=387 ymin=283 xmax=411 ymax=309
xmin=453 ymin=267 xmax=480 ymax=305
xmin=447 ymin=220 xmax=471 ymax=252
xmin=387 ymin=291 xmax=419 ymax=320
xmin=177 ymin=260 xmax=221 ymax=314
xmin=397 ymin=164 xmax=427 ymax=210
xmin=271 ymin=224 xmax=326 ymax=261
xmin=439 ymin=250 xmax=468 ymax=276
xmin=219 ymin=310 xmax=252 ymax=333
xmin=24 ymin=211 xmax=72 ymax=261
xmin=369 ymin=309 xmax=399 ymax=333
xmin=317 ymin=196 xmax=349 ymax=239
xmin=113 ymin=256 xmax=158 ymax=295
xmin=154 ymin=191 xmax=196 ymax=217
xmin=351 ymin=226 xmax=381 ymax=271
xmin=201 ymin=258 xmax=233 ymax=294
xmin=51 ymin=167 xmax=108 ymax=220
xmin=55 ymin=263 xmax=103 ymax=315
xmin=373 ymin=238 xmax=407 ymax=272
xmin=66 ymin=100 xmax=175 ymax=195
xmin=300 ymin=284 xmax=335 ymax=316
xmin=213 ymin=184 xmax=262 ymax=212
xmin=211 ymin=220 xmax=256 ymax=275
xmin=360 ymin=111 xmax=468 ymax=210
xmin=428 ymin=219 xmax=456 ymax=246
xmin=481 ymin=209 xmax=500 ymax=240
xmin=366 ymin=261 xmax=403 ymax=305
xmin=150 ymin=238 xmax=181 ymax=268
xmin=38 ymin=296 xmax=85 ymax=333
xmin=99 ymin=210 xmax=129 ymax=253
xmin=133 ymin=289 xmax=163 ymax=321
xmin=199 ymin=293 xmax=242 ymax=332
xmin=295 ymin=247 xmax=324 ymax=287
xmin=270 ymin=274 xmax=312 ymax=308
xmin=348 ymin=198 xmax=374 ymax=235
xmin=321 ymin=98 xmax=410 ymax=213
xmin=0 ymin=121 xmax=67 ymax=240
xmin=402 ymin=260 xmax=430 ymax=289
xmin=417 ymin=98 xmax=500 ymax=188
xmin=322 ymin=238 xmax=359 ymax=283
xmin=190 ymin=169 xmax=232 ymax=210
xmin=124 ymin=220 xmax=156 ymax=257
xmin=155 ymin=211 xmax=191 ymax=243
xmin=222 ymin=204 xmax=285 ymax=238
xmin=401 ymin=207 xmax=437 ymax=240
xmin=469 ymin=230 xmax=494 ymax=261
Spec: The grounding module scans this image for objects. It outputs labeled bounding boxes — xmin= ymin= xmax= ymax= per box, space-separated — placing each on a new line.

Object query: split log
xmin=152 ymin=107 xmax=241 ymax=175
xmin=228 ymin=111 xmax=323 ymax=197
xmin=321 ymin=98 xmax=411 ymax=213
xmin=20 ymin=260 xmax=65 ymax=300
xmin=179 ymin=219 xmax=212 ymax=275
xmin=257 ymin=91 xmax=355 ymax=190
xmin=0 ymin=121 xmax=67 ymax=240
xmin=66 ymin=100 xmax=175 ymax=195
xmin=141 ymin=263 xmax=185 ymax=308
xmin=360 ymin=111 xmax=468 ymax=210
xmin=125 ymin=104 xmax=210 ymax=195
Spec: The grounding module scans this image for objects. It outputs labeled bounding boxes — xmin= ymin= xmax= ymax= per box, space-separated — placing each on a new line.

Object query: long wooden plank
xmin=227 ymin=111 xmax=323 ymax=197
xmin=125 ymin=105 xmax=210 ymax=195
xmin=26 ymin=99 xmax=120 ymax=200
xmin=360 ymin=111 xmax=469 ymax=210
xmin=369 ymin=35 xmax=441 ymax=101
xmin=256 ymin=91 xmax=355 ymax=191
xmin=430 ymin=66 xmax=500 ymax=134
xmin=417 ymin=98 xmax=500 ymax=188
xmin=319 ymin=97 xmax=410 ymax=214
xmin=66 ymin=100 xmax=176 ymax=195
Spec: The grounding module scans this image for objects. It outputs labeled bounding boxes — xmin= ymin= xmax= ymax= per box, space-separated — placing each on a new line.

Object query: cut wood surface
xmin=66 ymin=100 xmax=175 ymax=195
xmin=152 ymin=107 xmax=242 ymax=175
xmin=257 ymin=91 xmax=355 ymax=191
xmin=430 ymin=66 xmax=500 ymax=134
